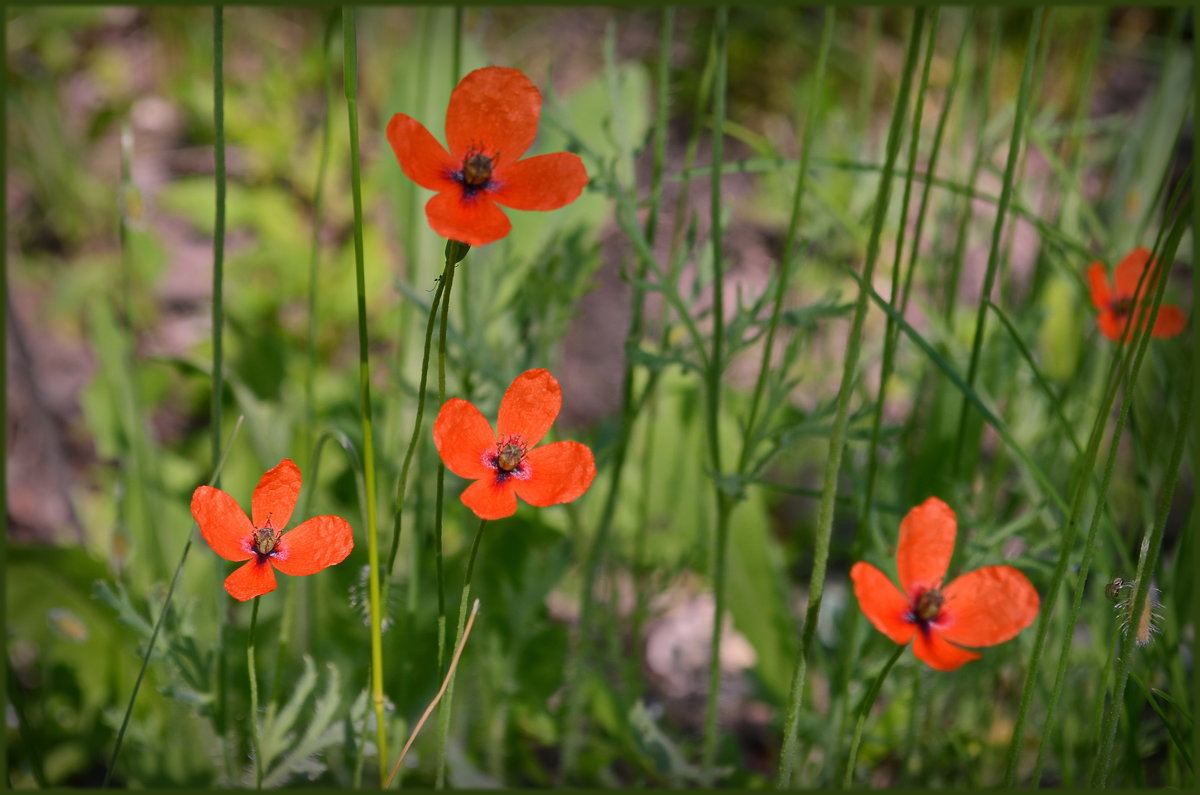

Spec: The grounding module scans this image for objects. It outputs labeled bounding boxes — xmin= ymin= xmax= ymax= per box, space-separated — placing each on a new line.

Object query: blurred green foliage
xmin=5 ymin=5 xmax=1193 ymax=789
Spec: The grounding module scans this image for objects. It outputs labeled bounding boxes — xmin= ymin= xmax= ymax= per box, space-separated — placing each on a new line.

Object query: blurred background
xmin=6 ymin=6 xmax=1194 ymax=788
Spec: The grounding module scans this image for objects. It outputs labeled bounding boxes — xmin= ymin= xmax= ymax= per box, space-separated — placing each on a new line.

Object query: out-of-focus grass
xmin=5 ymin=6 xmax=1193 ymax=788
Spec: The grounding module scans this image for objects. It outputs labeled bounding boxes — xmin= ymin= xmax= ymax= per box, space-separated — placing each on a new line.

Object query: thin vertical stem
xmin=699 ymin=6 xmax=729 ymax=784
xmin=951 ymin=8 xmax=1044 ymax=472
xmin=776 ymin=8 xmax=927 ymax=787
xmin=341 ymin=8 xmax=388 ymax=784
xmin=211 ymin=6 xmax=226 ymax=487
xmin=841 ymin=643 xmax=905 ymax=788
xmin=740 ymin=6 xmax=834 ymax=470
xmin=386 ymin=277 xmax=445 ymax=575
xmin=943 ymin=10 xmax=999 ymax=324
xmin=1092 ymin=370 xmax=1192 ymax=786
xmin=209 ymin=9 xmax=231 ymax=781
xmin=859 ymin=7 xmax=936 ymax=533
xmin=102 ymin=417 xmax=244 ymax=788
xmin=558 ymin=11 xmax=676 ymax=781
xmin=434 ymin=241 xmax=465 ymax=668
xmin=431 ymin=239 xmax=465 ymax=788
xmin=247 ymin=597 xmax=263 ymax=789
xmin=1003 ymin=177 xmax=1192 ymax=785
xmin=435 ymin=518 xmax=487 ymax=788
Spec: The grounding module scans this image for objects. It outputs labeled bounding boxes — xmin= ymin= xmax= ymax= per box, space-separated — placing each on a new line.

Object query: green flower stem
xmin=943 ymin=10 xmax=1000 ymax=324
xmin=211 ymin=6 xmax=226 ymax=487
xmin=1092 ymin=360 xmax=1192 ymax=786
xmin=435 ymin=518 xmax=487 ymax=788
xmin=102 ymin=416 xmax=244 ymax=788
xmin=951 ymin=8 xmax=1044 ymax=473
xmin=699 ymin=7 xmax=729 ymax=784
xmin=434 ymin=241 xmax=465 ymax=671
xmin=210 ymin=9 xmax=231 ymax=780
xmin=386 ymin=276 xmax=446 ymax=575
xmin=1003 ymin=187 xmax=1191 ymax=785
xmin=776 ymin=8 xmax=926 ymax=787
xmin=341 ymin=8 xmax=388 ymax=784
xmin=386 ymin=598 xmax=481 ymax=789
xmin=859 ymin=7 xmax=937 ymax=520
xmin=826 ymin=12 xmax=970 ymax=774
xmin=558 ymin=11 xmax=676 ymax=781
xmin=739 ymin=6 xmax=833 ymax=472
xmin=431 ymin=240 xmax=465 ymax=788
xmin=247 ymin=597 xmax=263 ymax=789
xmin=841 ymin=643 xmax=905 ymax=788
xmin=899 ymin=8 xmax=972 ymax=319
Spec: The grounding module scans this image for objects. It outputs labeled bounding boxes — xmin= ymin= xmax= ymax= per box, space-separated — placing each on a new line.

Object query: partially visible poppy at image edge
xmin=387 ymin=66 xmax=589 ymax=247
xmin=434 ymin=368 xmax=596 ymax=520
xmin=1088 ymin=247 xmax=1186 ymax=342
xmin=191 ymin=459 xmax=354 ymax=601
xmin=850 ymin=497 xmax=1039 ymax=671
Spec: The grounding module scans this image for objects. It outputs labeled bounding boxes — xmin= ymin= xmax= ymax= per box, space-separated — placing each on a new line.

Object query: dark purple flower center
xmin=1109 ymin=296 xmax=1134 ymax=319
xmin=908 ymin=586 xmax=944 ymax=630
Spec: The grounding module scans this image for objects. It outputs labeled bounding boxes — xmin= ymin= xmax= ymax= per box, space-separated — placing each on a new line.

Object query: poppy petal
xmin=433 ymin=398 xmax=497 ymax=479
xmin=191 ymin=486 xmax=254 ymax=562
xmin=492 ymin=152 xmax=588 ymax=211
xmin=850 ymin=562 xmax=916 ymax=645
xmin=272 ymin=515 xmax=355 ymax=577
xmin=460 ymin=476 xmax=519 ymax=520
xmin=1150 ymin=304 xmax=1187 ymax=338
xmin=386 ymin=113 xmax=458 ymax=192
xmin=224 ymin=558 xmax=277 ymax=601
xmin=938 ymin=565 xmax=1039 ymax=648
xmin=1086 ymin=263 xmax=1110 ymax=310
xmin=445 ymin=67 xmax=540 ymax=163
xmin=515 ymin=441 xmax=596 ymax=508
xmin=497 ymin=369 xmax=561 ymax=446
xmin=252 ymin=459 xmax=301 ymax=531
xmin=912 ymin=628 xmax=980 ymax=671
xmin=897 ymin=496 xmax=956 ymax=596
xmin=425 ymin=191 xmax=512 ymax=247
xmin=1114 ymin=247 xmax=1153 ymax=298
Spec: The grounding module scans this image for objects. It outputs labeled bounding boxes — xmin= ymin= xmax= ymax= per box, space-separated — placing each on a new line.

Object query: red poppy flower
xmin=433 ymin=369 xmax=596 ymax=520
xmin=850 ymin=497 xmax=1039 ymax=671
xmin=190 ymin=459 xmax=354 ymax=601
xmin=386 ymin=66 xmax=589 ymax=247
xmin=1087 ymin=247 xmax=1186 ymax=342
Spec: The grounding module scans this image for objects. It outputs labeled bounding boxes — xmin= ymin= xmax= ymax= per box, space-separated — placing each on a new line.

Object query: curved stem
xmin=386 ymin=276 xmax=445 ymax=575
xmin=434 ymin=241 xmax=464 ymax=674
xmin=841 ymin=643 xmax=906 ymax=788
xmin=100 ymin=408 xmax=244 ymax=789
xmin=247 ymin=597 xmax=263 ymax=789
xmin=776 ymin=8 xmax=927 ymax=786
xmin=436 ymin=518 xmax=487 ymax=788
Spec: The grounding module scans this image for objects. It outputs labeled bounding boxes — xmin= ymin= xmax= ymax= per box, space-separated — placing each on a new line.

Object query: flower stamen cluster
xmin=492 ymin=434 xmax=528 ymax=476
xmin=459 ymin=147 xmax=497 ymax=191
